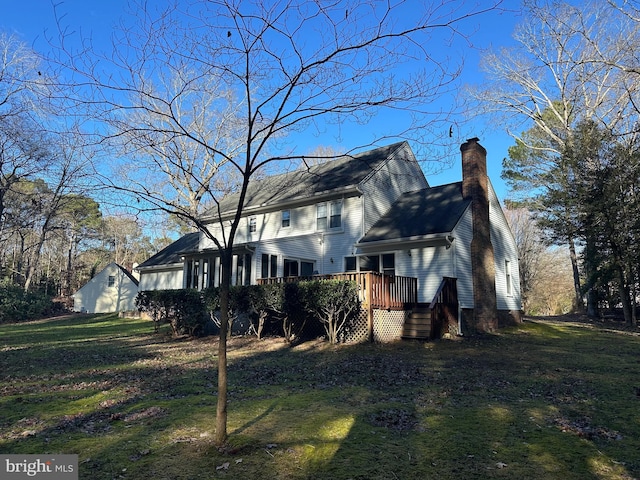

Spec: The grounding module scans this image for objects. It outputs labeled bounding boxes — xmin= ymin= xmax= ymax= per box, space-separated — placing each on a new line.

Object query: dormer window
xmin=282 ymin=210 xmax=291 ymax=228
xmin=317 ymin=200 xmax=342 ymax=231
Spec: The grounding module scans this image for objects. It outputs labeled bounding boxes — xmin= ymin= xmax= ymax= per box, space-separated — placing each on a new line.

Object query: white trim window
xmin=261 ymin=254 xmax=278 ymax=278
xmin=344 ymin=253 xmax=395 ymax=276
xmin=317 ymin=200 xmax=342 ymax=231
xmin=330 ymin=200 xmax=342 ymax=228
xmin=249 ymin=216 xmax=257 ymax=233
xmin=284 ymin=258 xmax=315 ymax=277
xmin=505 ymin=259 xmax=513 ymax=296
xmin=281 ymin=210 xmax=291 ymax=228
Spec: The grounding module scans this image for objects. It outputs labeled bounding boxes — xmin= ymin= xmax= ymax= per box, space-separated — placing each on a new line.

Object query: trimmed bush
xmin=138 ymin=280 xmax=361 ymax=343
xmin=298 ymin=280 xmax=361 ymax=344
xmin=136 ymin=289 xmax=208 ymax=336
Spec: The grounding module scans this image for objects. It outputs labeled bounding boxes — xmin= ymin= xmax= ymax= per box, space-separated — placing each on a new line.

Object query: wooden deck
xmin=257 ymin=272 xmax=417 ymax=310
xmin=258 ymin=273 xmax=458 ymax=341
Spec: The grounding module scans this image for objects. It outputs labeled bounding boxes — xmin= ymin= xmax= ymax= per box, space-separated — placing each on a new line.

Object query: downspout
xmin=445 ymin=234 xmax=463 ymax=335
xmin=319 ymin=233 xmax=325 ymax=274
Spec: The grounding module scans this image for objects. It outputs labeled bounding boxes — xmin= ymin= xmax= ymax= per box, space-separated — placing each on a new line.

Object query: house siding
xmin=488 ymin=183 xmax=522 ymax=312
xmin=452 ymin=206 xmax=474 ymax=309
xmin=73 ymin=263 xmax=139 ymax=313
xmin=201 ymin=195 xmax=363 ymax=251
xmin=451 ymin=185 xmax=522 ymax=314
xmin=138 ymin=267 xmax=184 ymax=291
xmin=396 ymin=245 xmax=455 ymax=303
xmin=360 ymin=143 xmax=429 ymax=234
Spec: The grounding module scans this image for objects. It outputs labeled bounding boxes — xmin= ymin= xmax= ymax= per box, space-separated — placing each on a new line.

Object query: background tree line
xmin=0 ymin=33 xmax=173 ymax=297
xmin=476 ymin=0 xmax=640 ymax=325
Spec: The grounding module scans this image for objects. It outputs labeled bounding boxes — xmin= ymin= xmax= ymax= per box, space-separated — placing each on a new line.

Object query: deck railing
xmin=257 ymin=272 xmax=417 ymax=310
xmin=429 ymin=276 xmax=458 ymax=337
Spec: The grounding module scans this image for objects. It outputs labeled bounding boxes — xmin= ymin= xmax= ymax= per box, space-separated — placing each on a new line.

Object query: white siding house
xmin=73 ymin=263 xmax=139 ymax=314
xmin=136 ymin=139 xmax=522 ymax=336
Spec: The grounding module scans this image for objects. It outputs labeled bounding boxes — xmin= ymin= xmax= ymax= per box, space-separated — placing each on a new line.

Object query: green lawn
xmin=1 ymin=314 xmax=639 ymax=479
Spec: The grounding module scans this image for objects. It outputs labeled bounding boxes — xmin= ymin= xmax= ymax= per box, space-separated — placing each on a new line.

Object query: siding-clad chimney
xmin=461 ymin=138 xmax=497 ymax=333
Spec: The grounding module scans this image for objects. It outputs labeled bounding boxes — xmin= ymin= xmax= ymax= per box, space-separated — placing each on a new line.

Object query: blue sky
xmin=1 ymin=0 xmax=523 ymax=201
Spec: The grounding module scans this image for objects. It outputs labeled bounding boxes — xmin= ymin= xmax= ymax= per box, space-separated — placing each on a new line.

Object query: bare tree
xmin=0 ymin=34 xmax=95 ymax=292
xmin=503 ymin=206 xmax=546 ymax=313
xmin=471 ymin=0 xmax=640 ymax=312
xmin=528 ymin=246 xmax=575 ymax=315
xmin=22 ymin=132 xmax=94 ymax=292
xmin=52 ymin=0 xmax=501 ymax=446
xmin=0 ymin=33 xmax=50 ymax=120
xmin=476 ymin=1 xmax=640 ymax=147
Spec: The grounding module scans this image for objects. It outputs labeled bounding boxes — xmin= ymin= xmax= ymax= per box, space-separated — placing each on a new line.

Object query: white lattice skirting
xmin=342 ymin=309 xmax=410 ymax=343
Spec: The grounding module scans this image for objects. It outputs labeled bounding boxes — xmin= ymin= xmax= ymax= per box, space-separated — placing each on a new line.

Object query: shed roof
xmin=115 ymin=263 xmax=139 ymax=286
xmin=136 ymin=232 xmax=200 ymax=269
xmin=359 ymin=182 xmax=470 ymax=244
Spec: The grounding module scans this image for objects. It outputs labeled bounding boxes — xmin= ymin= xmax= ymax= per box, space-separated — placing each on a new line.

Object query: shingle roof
xmin=208 ymin=142 xmax=407 ymax=218
xmin=136 ymin=232 xmax=200 ymax=269
xmin=359 ymin=182 xmax=470 ymax=244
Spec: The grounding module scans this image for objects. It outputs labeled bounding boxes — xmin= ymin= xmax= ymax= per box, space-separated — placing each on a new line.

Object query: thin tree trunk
xmin=215 ymin=251 xmax=232 ymax=447
xmin=568 ymin=237 xmax=584 ymax=313
xmin=615 ymin=264 xmax=633 ymax=325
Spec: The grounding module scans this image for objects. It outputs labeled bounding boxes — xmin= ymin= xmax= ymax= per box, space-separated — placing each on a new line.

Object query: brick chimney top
xmin=461 ymin=137 xmax=487 ymax=201
xmin=460 ymin=137 xmax=486 ymax=154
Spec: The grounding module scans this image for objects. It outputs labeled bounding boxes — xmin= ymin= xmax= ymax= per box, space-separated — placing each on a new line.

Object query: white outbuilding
xmin=73 ymin=262 xmax=139 ymax=314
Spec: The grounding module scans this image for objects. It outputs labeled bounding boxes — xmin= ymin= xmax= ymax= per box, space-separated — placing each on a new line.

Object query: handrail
xmin=257 ymin=272 xmax=417 ymax=310
xmin=429 ymin=277 xmax=458 ymax=337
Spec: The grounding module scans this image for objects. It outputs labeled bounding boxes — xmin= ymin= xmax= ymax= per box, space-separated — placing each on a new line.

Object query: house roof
xmin=136 ymin=232 xmax=200 ymax=269
xmin=358 ymin=182 xmax=470 ymax=245
xmin=115 ymin=263 xmax=140 ymax=286
xmin=206 ymin=141 xmax=408 ymax=219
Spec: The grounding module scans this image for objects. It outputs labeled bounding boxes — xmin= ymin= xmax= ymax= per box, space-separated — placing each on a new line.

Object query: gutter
xmin=355 ymin=233 xmax=455 ymax=250
xmin=135 ymin=262 xmax=183 ymax=272
xmin=201 ymin=185 xmax=362 ymax=222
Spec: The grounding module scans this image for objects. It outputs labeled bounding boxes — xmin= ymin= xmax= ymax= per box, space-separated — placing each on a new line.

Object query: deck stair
xmin=401 ymin=304 xmax=432 ymax=340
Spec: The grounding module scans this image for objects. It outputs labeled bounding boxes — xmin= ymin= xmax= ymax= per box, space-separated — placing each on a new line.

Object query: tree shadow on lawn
xmin=288 ymin=328 xmax=639 ymax=480
xmin=226 ymin=324 xmax=639 ymax=479
xmin=1 ymin=317 xmax=638 ymax=479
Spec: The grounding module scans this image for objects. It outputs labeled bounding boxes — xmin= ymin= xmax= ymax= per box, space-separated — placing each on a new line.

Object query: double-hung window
xmin=330 ymin=201 xmax=342 ymax=228
xmin=316 ymin=203 xmax=327 ymax=230
xmin=317 ymin=200 xmax=342 ymax=231
xmin=261 ymin=254 xmax=278 ymax=278
xmin=282 ymin=210 xmax=291 ymax=228
xmin=249 ymin=217 xmax=257 ymax=233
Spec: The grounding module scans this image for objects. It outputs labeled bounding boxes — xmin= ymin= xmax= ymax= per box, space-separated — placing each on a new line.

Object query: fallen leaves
xmin=554 ymin=416 xmax=623 ymax=441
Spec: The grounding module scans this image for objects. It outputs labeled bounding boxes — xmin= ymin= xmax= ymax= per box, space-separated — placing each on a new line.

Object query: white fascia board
xmin=355 ymin=232 xmax=454 ymax=251
xmin=135 ymin=263 xmax=183 ymax=272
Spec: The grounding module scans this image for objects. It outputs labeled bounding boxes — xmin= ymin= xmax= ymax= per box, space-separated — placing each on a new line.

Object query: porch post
xmin=366 ymin=272 xmax=374 ymax=342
